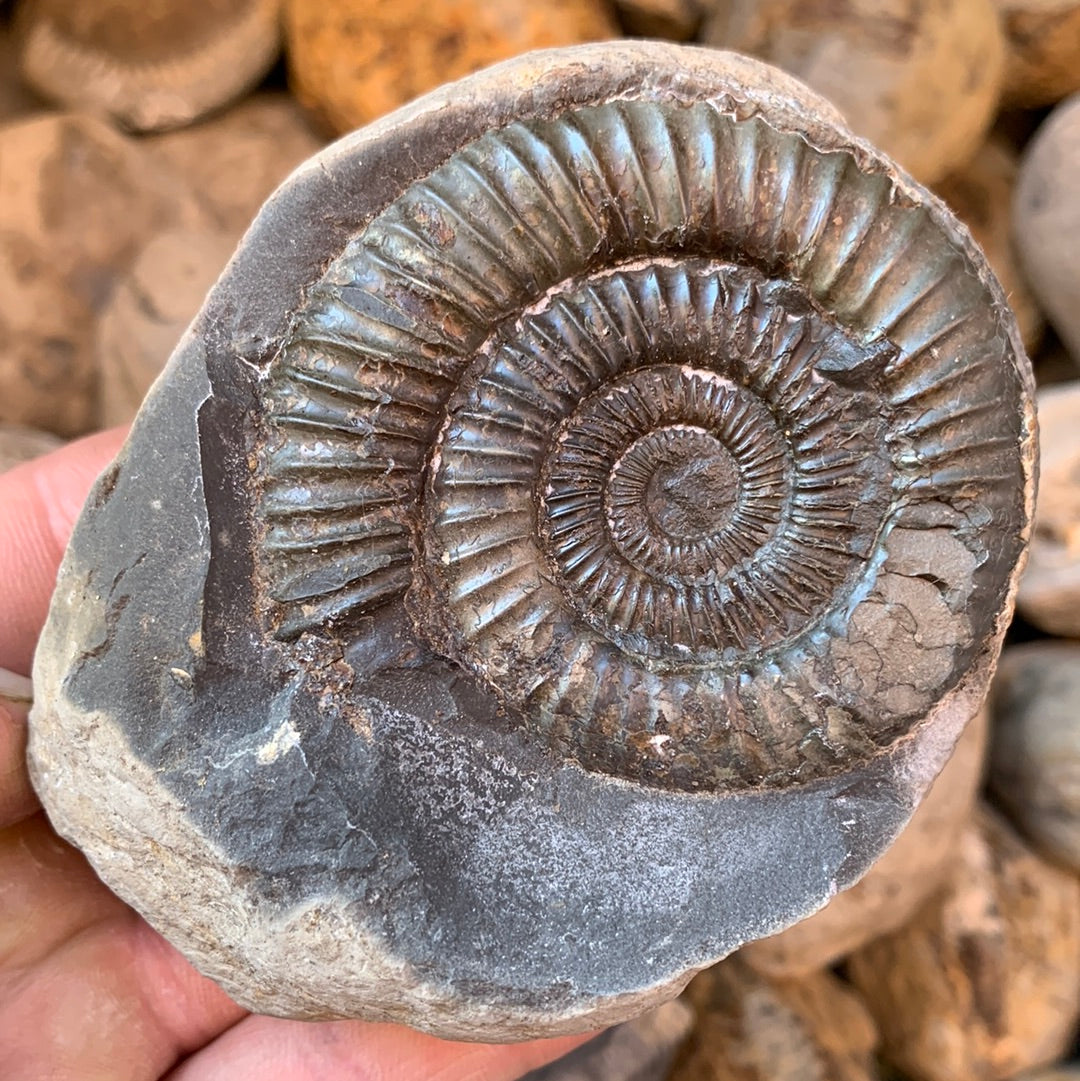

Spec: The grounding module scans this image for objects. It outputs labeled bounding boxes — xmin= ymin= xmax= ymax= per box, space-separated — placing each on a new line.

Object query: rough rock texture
xmin=1017 ymin=382 xmax=1080 ymax=634
xmin=147 ymin=93 xmax=324 ymax=239
xmin=97 ymin=230 xmax=234 ymax=426
xmin=936 ymin=138 xmax=1044 ymax=354
xmin=28 ymin=44 xmax=1034 ymax=1039
xmin=740 ymin=704 xmax=988 ymax=979
xmin=995 ymin=0 xmax=1080 ymax=106
xmin=1015 ymin=95 xmax=1080 ymax=365
xmin=0 ymin=113 xmax=207 ymax=437
xmin=284 ymin=0 xmax=620 ymax=133
xmin=989 ymin=642 xmax=1080 ymax=871
xmin=521 ymin=1000 xmax=695 ymax=1080
xmin=848 ymin=806 xmax=1080 ymax=1081
xmin=0 ymin=422 xmax=62 ymax=474
xmin=670 ymin=957 xmax=879 ymax=1080
xmin=14 ymin=0 xmax=282 ymax=132
xmin=701 ymin=0 xmax=1006 ymax=184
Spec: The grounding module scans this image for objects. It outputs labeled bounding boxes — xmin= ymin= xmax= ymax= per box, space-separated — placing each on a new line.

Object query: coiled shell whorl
xmin=259 ymin=92 xmax=1033 ymax=793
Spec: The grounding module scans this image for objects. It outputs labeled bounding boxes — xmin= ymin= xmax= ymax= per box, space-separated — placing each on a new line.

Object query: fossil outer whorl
xmin=28 ymin=44 xmax=1035 ymax=1038
xmin=261 ymin=99 xmax=1030 ymax=793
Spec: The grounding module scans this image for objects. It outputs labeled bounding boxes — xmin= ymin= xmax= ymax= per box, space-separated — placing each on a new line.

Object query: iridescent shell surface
xmin=259 ymin=97 xmax=1030 ymax=792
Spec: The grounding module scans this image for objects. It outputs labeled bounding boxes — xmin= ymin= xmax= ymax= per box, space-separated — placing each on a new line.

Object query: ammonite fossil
xmin=29 ymin=43 xmax=1035 ymax=1039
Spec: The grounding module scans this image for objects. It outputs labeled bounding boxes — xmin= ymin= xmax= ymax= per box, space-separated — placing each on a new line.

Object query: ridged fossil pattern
xmin=259 ymin=97 xmax=1027 ymax=792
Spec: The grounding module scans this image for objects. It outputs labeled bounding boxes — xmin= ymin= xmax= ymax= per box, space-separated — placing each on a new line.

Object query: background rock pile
xmin=1 ymin=1 xmax=1079 ymax=1078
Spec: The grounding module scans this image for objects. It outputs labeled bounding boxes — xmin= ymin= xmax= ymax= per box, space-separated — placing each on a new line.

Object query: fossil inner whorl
xmin=259 ymin=96 xmax=1029 ymax=791
xmin=425 ymin=262 xmax=892 ymax=677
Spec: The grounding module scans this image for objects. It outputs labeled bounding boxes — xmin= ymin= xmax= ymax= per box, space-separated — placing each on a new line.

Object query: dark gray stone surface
xmin=28 ymin=42 xmax=1034 ymax=1040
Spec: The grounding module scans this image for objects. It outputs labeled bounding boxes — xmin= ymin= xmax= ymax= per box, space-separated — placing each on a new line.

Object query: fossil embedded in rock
xmin=29 ymin=43 xmax=1035 ymax=1040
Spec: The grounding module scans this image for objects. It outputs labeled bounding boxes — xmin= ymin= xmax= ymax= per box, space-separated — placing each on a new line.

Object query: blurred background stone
xmin=0 ymin=112 xmax=207 ymax=437
xmin=1017 ymin=382 xmax=1080 ymax=634
xmin=96 ymin=229 xmax=233 ymax=426
xmin=990 ymin=642 xmax=1080 ymax=872
xmin=147 ymin=92 xmax=324 ymax=239
xmin=520 ymin=1000 xmax=695 ymax=1080
xmin=284 ymin=0 xmax=620 ymax=134
xmin=994 ymin=0 xmax=1080 ymax=107
xmin=0 ymin=19 xmax=42 ymax=122
xmin=699 ymin=0 xmax=1006 ymax=183
xmin=848 ymin=806 xmax=1080 ymax=1081
xmin=13 ymin=0 xmax=283 ymax=132
xmin=670 ymin=956 xmax=879 ymax=1080
xmin=0 ymin=422 xmax=61 ymax=473
xmin=614 ymin=0 xmax=702 ymax=39
xmin=936 ymin=136 xmax=1044 ymax=354
xmin=1014 ymin=94 xmax=1080 ymax=365
xmin=740 ymin=705 xmax=988 ymax=979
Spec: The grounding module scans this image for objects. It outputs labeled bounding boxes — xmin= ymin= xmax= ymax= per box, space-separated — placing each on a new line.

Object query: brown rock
xmin=0 ymin=21 xmax=42 ymax=123
xmin=741 ymin=704 xmax=988 ymax=979
xmin=995 ymin=0 xmax=1080 ymax=106
xmin=936 ymin=137 xmax=1044 ymax=355
xmin=615 ymin=0 xmax=702 ymax=39
xmin=97 ymin=230 xmax=234 ymax=426
xmin=671 ymin=957 xmax=879 ymax=1080
xmin=1014 ymin=95 xmax=1080 ymax=365
xmin=0 ymin=423 xmax=62 ymax=474
xmin=0 ymin=112 xmax=206 ymax=436
xmin=848 ymin=805 xmax=1080 ymax=1081
xmin=700 ymin=0 xmax=1006 ymax=184
xmin=147 ymin=93 xmax=325 ymax=239
xmin=1017 ymin=382 xmax=1080 ymax=634
xmin=13 ymin=0 xmax=282 ymax=132
xmin=1033 ymin=339 xmax=1077 ymax=388
xmin=989 ymin=642 xmax=1080 ymax=872
xmin=284 ymin=0 xmax=620 ymax=134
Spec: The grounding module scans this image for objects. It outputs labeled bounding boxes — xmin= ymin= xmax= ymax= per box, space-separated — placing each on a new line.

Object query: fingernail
xmin=0 ymin=668 xmax=33 ymax=704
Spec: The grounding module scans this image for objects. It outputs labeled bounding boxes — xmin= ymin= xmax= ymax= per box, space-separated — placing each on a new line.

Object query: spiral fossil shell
xmin=259 ymin=95 xmax=1031 ymax=792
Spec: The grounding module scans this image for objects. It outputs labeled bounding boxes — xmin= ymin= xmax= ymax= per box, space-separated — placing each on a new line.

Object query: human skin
xmin=0 ymin=428 xmax=593 ymax=1080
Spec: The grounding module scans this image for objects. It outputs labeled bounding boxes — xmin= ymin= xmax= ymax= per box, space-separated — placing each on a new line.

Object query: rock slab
xmin=28 ymin=43 xmax=1034 ymax=1040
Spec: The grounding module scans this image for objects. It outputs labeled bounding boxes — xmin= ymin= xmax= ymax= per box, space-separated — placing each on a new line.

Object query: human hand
xmin=0 ymin=429 xmax=594 ymax=1079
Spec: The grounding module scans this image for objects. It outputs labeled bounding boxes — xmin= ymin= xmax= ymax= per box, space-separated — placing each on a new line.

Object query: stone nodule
xmin=28 ymin=43 xmax=1035 ymax=1040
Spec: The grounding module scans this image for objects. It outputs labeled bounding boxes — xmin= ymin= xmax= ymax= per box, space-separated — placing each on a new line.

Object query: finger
xmin=0 ymin=814 xmax=245 ymax=1080
xmin=0 ymin=427 xmax=127 ymax=676
xmin=0 ymin=813 xmax=124 ymax=970
xmin=0 ymin=698 xmax=37 ymax=826
xmin=1 ymin=906 xmax=245 ymax=1081
xmin=165 ymin=1013 xmax=596 ymax=1081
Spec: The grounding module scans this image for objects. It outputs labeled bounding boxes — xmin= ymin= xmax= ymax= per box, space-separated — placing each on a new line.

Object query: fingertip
xmin=0 ymin=427 xmax=128 ymax=675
